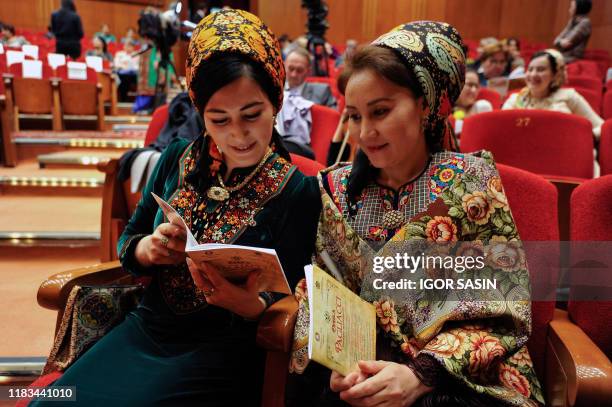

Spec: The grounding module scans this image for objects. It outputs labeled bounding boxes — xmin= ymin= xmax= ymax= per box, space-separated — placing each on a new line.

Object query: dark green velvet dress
xmin=32 ymin=138 xmax=321 ymax=407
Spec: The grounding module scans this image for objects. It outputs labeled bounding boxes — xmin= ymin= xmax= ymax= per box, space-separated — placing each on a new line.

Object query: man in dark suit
xmin=284 ymin=47 xmax=337 ymax=109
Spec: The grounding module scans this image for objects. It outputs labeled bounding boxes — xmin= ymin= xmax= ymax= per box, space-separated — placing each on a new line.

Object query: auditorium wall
xmin=256 ymin=0 xmax=612 ymax=58
xmin=0 ymin=0 xmax=165 ymax=41
xmin=1 ymin=0 xmax=610 ymax=66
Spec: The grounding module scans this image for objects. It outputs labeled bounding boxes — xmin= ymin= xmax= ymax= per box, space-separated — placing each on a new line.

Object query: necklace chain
xmin=206 ymin=148 xmax=273 ymax=201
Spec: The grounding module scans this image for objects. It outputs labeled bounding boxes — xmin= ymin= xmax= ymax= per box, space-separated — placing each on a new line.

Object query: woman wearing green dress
xmin=288 ymin=21 xmax=544 ymax=406
xmin=31 ymin=9 xmax=320 ymax=407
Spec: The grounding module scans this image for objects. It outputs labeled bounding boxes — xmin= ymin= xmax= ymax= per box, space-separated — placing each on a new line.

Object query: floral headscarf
xmin=185 ymin=9 xmax=285 ymax=113
xmin=372 ymin=21 xmax=466 ymax=151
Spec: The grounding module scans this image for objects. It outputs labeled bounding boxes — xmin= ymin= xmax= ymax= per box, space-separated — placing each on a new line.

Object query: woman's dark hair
xmin=337 ymin=45 xmax=430 ymax=211
xmin=61 ymin=0 xmax=76 ymax=12
xmin=575 ymin=0 xmax=592 ymax=15
xmin=186 ymin=53 xmax=290 ymax=191
xmin=531 ymin=51 xmax=558 ymax=75
xmin=3 ymin=24 xmax=15 ymax=35
xmin=507 ymin=37 xmax=520 ymax=50
xmin=95 ymin=35 xmax=108 ymax=54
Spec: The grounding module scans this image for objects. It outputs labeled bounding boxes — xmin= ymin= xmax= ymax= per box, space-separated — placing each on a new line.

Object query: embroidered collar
xmin=157 ymin=141 xmax=296 ymax=315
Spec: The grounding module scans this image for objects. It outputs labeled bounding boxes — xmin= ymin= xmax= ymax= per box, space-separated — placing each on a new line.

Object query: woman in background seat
xmin=503 ymin=49 xmax=603 ymax=138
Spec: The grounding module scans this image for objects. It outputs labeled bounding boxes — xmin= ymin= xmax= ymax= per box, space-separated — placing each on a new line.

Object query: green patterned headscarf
xmin=373 ymin=21 xmax=466 ymax=151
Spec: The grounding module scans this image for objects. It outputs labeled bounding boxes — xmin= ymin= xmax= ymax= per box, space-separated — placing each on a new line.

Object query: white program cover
xmin=47 ymin=53 xmax=66 ymax=70
xmin=6 ymin=50 xmax=24 ymax=66
xmin=85 ymin=55 xmax=103 ymax=72
xmin=66 ymin=61 xmax=87 ymax=80
xmin=22 ymin=60 xmax=43 ymax=79
xmin=21 ymin=44 xmax=39 ymax=60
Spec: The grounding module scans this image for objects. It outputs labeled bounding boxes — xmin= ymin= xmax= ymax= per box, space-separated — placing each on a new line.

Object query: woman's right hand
xmin=134 ymin=222 xmax=187 ymax=267
xmin=330 ymin=370 xmax=369 ymax=393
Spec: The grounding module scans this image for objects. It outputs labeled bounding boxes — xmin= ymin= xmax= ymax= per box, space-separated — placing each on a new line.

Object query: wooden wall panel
xmin=444 ymin=0 xmax=502 ymax=42
xmin=78 ymin=0 xmax=144 ymax=41
xmin=257 ymin=0 xmax=306 ymax=42
xmin=257 ymin=0 xmax=612 ymax=58
xmin=0 ymin=0 xmax=168 ymax=42
xmin=1 ymin=0 xmax=610 ymax=69
xmin=0 ymin=0 xmax=58 ymax=31
xmin=588 ymin=0 xmax=612 ymax=56
xmin=498 ymin=0 xmax=559 ymax=44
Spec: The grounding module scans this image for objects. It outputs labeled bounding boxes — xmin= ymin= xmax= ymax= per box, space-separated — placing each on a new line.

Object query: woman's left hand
xmin=186 ymin=258 xmax=266 ymax=320
xmin=337 ymin=360 xmax=433 ymax=407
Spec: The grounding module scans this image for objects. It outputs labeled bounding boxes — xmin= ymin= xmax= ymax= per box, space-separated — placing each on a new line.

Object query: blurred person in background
xmin=554 ymin=0 xmax=593 ymax=62
xmin=50 ymin=0 xmax=83 ymax=59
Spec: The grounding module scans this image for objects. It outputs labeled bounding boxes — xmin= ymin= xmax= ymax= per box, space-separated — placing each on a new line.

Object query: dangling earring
xmin=205 ymin=130 xmax=223 ymax=154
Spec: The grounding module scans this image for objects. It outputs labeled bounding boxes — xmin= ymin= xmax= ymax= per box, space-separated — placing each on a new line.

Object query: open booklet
xmin=151 ymin=192 xmax=292 ymax=294
xmin=305 ymin=264 xmax=376 ymax=376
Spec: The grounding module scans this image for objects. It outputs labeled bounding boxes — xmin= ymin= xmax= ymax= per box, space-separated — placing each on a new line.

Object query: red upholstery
xmin=571 ymin=86 xmax=602 ymax=115
xmin=569 ymin=176 xmax=612 ymax=357
xmin=476 ymin=87 xmax=502 ymax=110
xmin=567 ymin=75 xmax=603 ymax=95
xmin=143 ymin=104 xmax=169 ymax=146
xmin=8 ymin=62 xmax=54 ymax=79
xmin=460 ymin=110 xmax=594 ymax=179
xmin=56 ymin=65 xmax=98 ymax=83
xmin=601 ymin=121 xmax=612 ymax=176
xmin=497 ymin=163 xmax=559 ymax=378
xmin=310 ymin=104 xmax=340 ymax=165
xmin=289 ymin=153 xmax=324 ymax=176
xmin=603 ymin=90 xmax=612 ymax=120
xmin=566 ymin=60 xmax=601 ymax=78
xmin=14 ymin=371 xmax=63 ymax=407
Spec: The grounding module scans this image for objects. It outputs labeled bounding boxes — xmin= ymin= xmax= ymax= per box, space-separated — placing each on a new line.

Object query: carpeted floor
xmin=0 ymin=246 xmax=100 ymax=357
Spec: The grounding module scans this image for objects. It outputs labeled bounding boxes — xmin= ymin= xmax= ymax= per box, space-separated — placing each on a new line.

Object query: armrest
xmin=97 ymin=157 xmax=119 ymax=174
xmin=256 ymin=295 xmax=299 ymax=352
xmin=37 ymin=260 xmax=130 ymax=311
xmin=545 ymin=309 xmax=612 ymax=406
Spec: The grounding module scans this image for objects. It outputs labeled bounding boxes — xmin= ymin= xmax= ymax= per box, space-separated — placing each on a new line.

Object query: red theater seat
xmin=566 ymin=60 xmax=601 ymax=79
xmin=570 ymin=86 xmax=602 ymax=115
xmin=477 ymin=87 xmax=502 ymax=109
xmin=55 ymin=64 xmax=98 ymax=83
xmin=603 ymin=90 xmax=612 ymax=120
xmin=569 ymin=176 xmax=612 ymax=358
xmin=567 ymin=75 xmax=603 ymax=95
xmin=289 ymin=153 xmax=324 ymax=176
xmin=310 ymin=104 xmax=340 ymax=165
xmin=143 ymin=104 xmax=169 ymax=146
xmin=497 ymin=163 xmax=559 ymax=378
xmin=461 ymin=110 xmax=594 ymax=179
xmin=600 ymin=121 xmax=612 ymax=175
xmin=8 ymin=62 xmax=54 ymax=79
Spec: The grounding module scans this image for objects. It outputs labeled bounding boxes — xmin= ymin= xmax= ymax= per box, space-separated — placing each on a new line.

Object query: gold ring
xmin=160 ymin=236 xmax=169 ymax=247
